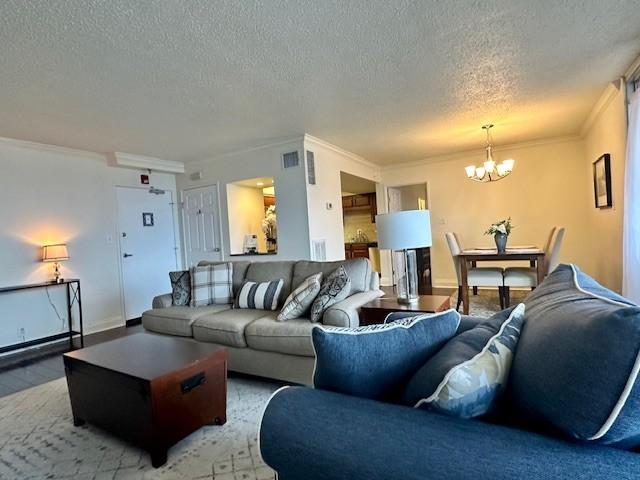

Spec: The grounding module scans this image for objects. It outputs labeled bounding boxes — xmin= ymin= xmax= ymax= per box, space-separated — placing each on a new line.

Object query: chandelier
xmin=464 ymin=124 xmax=514 ymax=182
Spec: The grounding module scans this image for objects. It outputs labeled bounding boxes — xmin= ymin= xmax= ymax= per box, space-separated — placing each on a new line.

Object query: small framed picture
xmin=142 ymin=212 xmax=154 ymax=227
xmin=593 ymin=154 xmax=612 ymax=209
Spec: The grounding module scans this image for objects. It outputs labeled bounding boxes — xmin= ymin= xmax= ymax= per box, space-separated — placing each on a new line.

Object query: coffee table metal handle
xmin=181 ymin=371 xmax=206 ymax=393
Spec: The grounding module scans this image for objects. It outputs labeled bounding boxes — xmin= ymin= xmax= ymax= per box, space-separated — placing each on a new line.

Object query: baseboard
xmin=125 ymin=317 xmax=142 ymax=327
xmin=84 ymin=316 xmax=124 ymax=335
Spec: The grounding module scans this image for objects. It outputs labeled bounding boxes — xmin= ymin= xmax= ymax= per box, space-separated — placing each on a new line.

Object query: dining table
xmin=458 ymin=246 xmax=545 ymax=315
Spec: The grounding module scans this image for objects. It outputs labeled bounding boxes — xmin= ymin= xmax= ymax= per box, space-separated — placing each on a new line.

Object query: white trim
xmin=256 ymin=385 xmax=291 ymax=469
xmin=0 ymin=135 xmax=106 ymax=160
xmin=414 ymin=303 xmax=525 ymax=409
xmin=625 ymin=56 xmax=640 ymax=81
xmin=188 ymin=136 xmax=303 ymax=165
xmin=379 ymin=135 xmax=581 ymax=172
xmin=579 ymin=81 xmax=622 ymax=137
xmin=108 ymin=152 xmax=185 ymax=174
xmin=303 ymin=134 xmax=379 ymax=171
xmin=564 ymin=264 xmax=640 ymax=440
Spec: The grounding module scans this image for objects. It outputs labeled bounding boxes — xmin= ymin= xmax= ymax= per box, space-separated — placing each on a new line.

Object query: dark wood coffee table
xmin=359 ymin=295 xmax=452 ymax=326
xmin=63 ymin=333 xmax=227 ymax=467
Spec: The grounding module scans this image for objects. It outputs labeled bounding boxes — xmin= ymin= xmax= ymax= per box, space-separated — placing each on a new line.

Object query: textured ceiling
xmin=1 ymin=1 xmax=639 ymax=165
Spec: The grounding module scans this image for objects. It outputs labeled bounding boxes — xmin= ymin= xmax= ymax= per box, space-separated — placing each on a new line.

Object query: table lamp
xmin=376 ymin=210 xmax=432 ymax=304
xmin=42 ymin=244 xmax=69 ymax=283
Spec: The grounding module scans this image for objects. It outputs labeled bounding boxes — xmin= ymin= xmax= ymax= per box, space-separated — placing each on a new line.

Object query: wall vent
xmin=282 ymin=151 xmax=299 ymax=169
xmin=311 ymin=239 xmax=327 ymax=261
xmin=306 ymin=150 xmax=316 ymax=185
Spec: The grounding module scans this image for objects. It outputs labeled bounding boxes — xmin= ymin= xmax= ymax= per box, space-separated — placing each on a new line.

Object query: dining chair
xmin=445 ymin=233 xmax=504 ymax=311
xmin=502 ymin=227 xmax=566 ymax=306
xmin=453 ymin=233 xmax=478 ymax=296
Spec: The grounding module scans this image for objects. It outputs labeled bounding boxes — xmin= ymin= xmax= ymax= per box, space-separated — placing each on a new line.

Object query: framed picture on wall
xmin=593 ymin=153 xmax=612 ymax=209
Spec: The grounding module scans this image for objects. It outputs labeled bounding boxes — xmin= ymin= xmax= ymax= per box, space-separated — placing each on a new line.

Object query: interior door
xmin=182 ymin=185 xmax=222 ymax=267
xmin=116 ymin=187 xmax=178 ymax=320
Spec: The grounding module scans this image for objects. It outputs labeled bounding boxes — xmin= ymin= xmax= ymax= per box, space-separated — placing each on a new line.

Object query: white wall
xmin=582 ymin=84 xmax=628 ymax=291
xmin=226 ymin=184 xmax=267 ymax=254
xmin=303 ymin=135 xmax=380 ymax=260
xmin=179 ymin=138 xmax=311 ymax=261
xmin=0 ymin=138 xmax=180 ymax=349
xmin=380 ymin=137 xmax=591 ymax=287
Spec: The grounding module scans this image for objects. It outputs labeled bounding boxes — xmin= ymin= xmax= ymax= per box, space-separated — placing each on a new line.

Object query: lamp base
xmin=396 ymin=295 xmax=419 ymax=305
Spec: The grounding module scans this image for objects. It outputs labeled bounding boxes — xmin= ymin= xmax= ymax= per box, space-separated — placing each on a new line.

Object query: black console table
xmin=0 ymin=279 xmax=84 ymax=354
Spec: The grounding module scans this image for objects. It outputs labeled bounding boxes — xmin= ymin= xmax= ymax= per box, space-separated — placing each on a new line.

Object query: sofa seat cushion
xmin=260 ymin=387 xmax=640 ymax=480
xmin=192 ymin=309 xmax=269 ymax=347
xmin=142 ymin=304 xmax=231 ymax=337
xmin=511 ymin=264 xmax=640 ymax=449
xmin=293 ymin=258 xmax=371 ymax=295
xmin=245 ymin=314 xmax=315 ymax=357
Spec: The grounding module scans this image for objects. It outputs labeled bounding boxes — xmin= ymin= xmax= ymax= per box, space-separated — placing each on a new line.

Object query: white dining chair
xmin=502 ymin=227 xmax=565 ymax=306
xmin=446 ymin=233 xmax=504 ymax=311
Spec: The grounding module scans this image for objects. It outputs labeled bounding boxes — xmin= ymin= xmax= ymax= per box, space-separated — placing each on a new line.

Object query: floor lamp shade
xmin=376 ymin=210 xmax=432 ymax=304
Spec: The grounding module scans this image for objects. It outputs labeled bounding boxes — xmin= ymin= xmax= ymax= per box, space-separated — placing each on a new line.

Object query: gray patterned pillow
xmin=277 ymin=273 xmax=323 ymax=321
xmin=169 ymin=271 xmax=191 ymax=306
xmin=310 ymin=266 xmax=351 ymax=323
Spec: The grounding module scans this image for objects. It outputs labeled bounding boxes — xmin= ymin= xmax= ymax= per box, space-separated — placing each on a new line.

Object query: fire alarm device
xmin=141 ymin=174 xmax=150 ymax=185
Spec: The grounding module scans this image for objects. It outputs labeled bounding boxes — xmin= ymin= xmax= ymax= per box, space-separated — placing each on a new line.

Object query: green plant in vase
xmin=484 ymin=217 xmax=513 ymax=253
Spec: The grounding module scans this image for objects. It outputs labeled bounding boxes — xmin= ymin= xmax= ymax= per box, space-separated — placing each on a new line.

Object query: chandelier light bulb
xmin=464 ymin=125 xmax=515 ymax=182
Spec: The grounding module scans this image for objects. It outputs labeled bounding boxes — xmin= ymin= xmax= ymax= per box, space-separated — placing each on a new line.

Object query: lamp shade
xmin=376 ymin=210 xmax=432 ymax=250
xmin=42 ymin=244 xmax=69 ymax=262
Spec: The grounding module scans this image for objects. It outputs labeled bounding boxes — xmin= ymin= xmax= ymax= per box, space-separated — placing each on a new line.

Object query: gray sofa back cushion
xmin=293 ymin=258 xmax=371 ymax=295
xmin=198 ymin=260 xmax=250 ymax=295
xmin=245 ymin=261 xmax=295 ymax=304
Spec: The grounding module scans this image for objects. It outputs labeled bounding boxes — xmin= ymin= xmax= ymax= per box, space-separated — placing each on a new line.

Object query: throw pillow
xmin=234 ymin=279 xmax=284 ymax=311
xmin=169 ymin=270 xmax=191 ymax=306
xmin=277 ymin=273 xmax=323 ymax=321
xmin=510 ymin=264 xmax=640 ymax=449
xmin=190 ymin=263 xmax=234 ymax=307
xmin=402 ymin=304 xmax=525 ymax=419
xmin=310 ymin=266 xmax=351 ymax=322
xmin=312 ymin=310 xmax=460 ymax=401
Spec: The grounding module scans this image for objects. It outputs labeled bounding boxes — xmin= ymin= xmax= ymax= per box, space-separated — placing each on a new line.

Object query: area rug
xmin=0 ymin=376 xmax=279 ymax=480
xmin=452 ymin=289 xmax=529 ymax=318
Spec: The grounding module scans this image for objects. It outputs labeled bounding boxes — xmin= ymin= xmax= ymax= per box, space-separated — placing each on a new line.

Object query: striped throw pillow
xmin=234 ymin=279 xmax=284 ymax=311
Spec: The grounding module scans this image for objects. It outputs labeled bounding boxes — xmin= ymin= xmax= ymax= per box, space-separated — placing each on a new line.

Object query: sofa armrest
xmin=369 ymin=272 xmax=380 ymax=291
xmin=152 ymin=293 xmax=173 ymax=309
xmin=322 ymin=290 xmax=384 ymax=328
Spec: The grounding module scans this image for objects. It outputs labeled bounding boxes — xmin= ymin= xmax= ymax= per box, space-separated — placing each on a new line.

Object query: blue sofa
xmin=259 ymin=265 xmax=640 ymax=479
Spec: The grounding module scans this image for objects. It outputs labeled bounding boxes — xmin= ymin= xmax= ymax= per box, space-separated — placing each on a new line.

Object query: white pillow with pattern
xmin=277 ymin=273 xmax=323 ymax=321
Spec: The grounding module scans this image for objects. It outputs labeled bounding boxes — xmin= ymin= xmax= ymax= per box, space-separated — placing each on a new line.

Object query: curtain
xmin=623 ymin=90 xmax=640 ymax=303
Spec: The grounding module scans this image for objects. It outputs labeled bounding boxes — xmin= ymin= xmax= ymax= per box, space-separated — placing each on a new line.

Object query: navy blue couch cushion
xmin=312 ymin=310 xmax=460 ymax=401
xmin=510 ymin=264 xmax=640 ymax=448
xmin=260 ymin=386 xmax=640 ymax=480
xmin=402 ymin=304 xmax=525 ymax=418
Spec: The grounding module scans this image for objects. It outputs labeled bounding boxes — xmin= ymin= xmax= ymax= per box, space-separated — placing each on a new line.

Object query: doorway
xmin=116 ymin=186 xmax=178 ymax=321
xmin=182 ymin=185 xmax=223 ymax=267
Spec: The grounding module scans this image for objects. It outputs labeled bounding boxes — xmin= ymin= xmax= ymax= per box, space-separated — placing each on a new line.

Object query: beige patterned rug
xmin=0 ymin=376 xmax=279 ymax=480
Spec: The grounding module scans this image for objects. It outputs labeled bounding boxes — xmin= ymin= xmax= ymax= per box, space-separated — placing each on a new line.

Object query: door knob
xmin=123 ymin=253 xmax=133 ymax=258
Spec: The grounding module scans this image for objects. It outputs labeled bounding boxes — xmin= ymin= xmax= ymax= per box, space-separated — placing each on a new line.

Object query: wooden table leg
xmin=536 ymin=256 xmax=545 ymax=286
xmin=461 ymin=258 xmax=470 ymax=315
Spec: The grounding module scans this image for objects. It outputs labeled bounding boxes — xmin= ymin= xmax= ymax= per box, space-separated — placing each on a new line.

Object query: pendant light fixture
xmin=464 ymin=125 xmax=514 ymax=182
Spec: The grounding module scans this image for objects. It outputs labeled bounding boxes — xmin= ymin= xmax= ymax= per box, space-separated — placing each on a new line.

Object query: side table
xmin=359 ymin=295 xmax=452 ymax=326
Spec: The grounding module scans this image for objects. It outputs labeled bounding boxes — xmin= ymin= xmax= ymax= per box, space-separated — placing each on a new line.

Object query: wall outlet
xmin=106 ymin=235 xmax=113 ymax=244
xmin=18 ymin=327 xmax=25 ymax=342
xmin=438 ymin=217 xmax=446 ymax=225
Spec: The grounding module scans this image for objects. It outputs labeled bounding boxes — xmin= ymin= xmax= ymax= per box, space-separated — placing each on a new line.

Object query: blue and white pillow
xmin=402 ymin=304 xmax=525 ymax=418
xmin=312 ymin=310 xmax=461 ymax=401
xmin=234 ymin=279 xmax=284 ymax=311
xmin=511 ymin=264 xmax=640 ymax=449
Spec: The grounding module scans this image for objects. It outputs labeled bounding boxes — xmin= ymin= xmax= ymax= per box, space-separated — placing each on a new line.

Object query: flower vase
xmin=494 ymin=233 xmax=508 ymax=253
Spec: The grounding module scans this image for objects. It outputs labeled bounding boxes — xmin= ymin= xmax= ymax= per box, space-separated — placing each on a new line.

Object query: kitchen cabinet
xmin=341 ymin=193 xmax=377 ymax=222
xmin=344 ymin=243 xmax=373 ymax=259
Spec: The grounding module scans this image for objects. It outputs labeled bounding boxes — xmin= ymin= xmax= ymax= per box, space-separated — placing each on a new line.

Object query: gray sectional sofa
xmin=141 ymin=258 xmax=383 ymax=385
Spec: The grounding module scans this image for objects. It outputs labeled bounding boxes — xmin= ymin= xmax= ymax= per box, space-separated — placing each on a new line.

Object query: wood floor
xmin=0 ymin=325 xmax=143 ymax=398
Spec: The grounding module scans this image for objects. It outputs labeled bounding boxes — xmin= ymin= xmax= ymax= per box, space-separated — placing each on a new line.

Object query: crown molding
xmin=303 ymin=134 xmax=379 ymax=171
xmin=107 ymin=152 xmax=184 ymax=174
xmin=0 ymin=135 xmax=106 ymax=160
xmin=380 ymin=134 xmax=581 ymax=172
xmin=625 ymin=55 xmax=640 ymax=81
xmin=579 ymin=81 xmax=622 ymax=137
xmin=189 ymin=135 xmax=304 ymax=165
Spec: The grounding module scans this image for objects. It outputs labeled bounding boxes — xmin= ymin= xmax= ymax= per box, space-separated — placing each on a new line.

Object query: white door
xmin=116 ymin=187 xmax=178 ymax=320
xmin=182 ymin=185 xmax=223 ymax=267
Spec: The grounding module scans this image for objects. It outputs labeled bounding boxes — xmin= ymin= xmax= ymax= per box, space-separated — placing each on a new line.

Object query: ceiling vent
xmin=282 ymin=151 xmax=299 ymax=169
xmin=306 ymin=151 xmax=316 ymax=185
